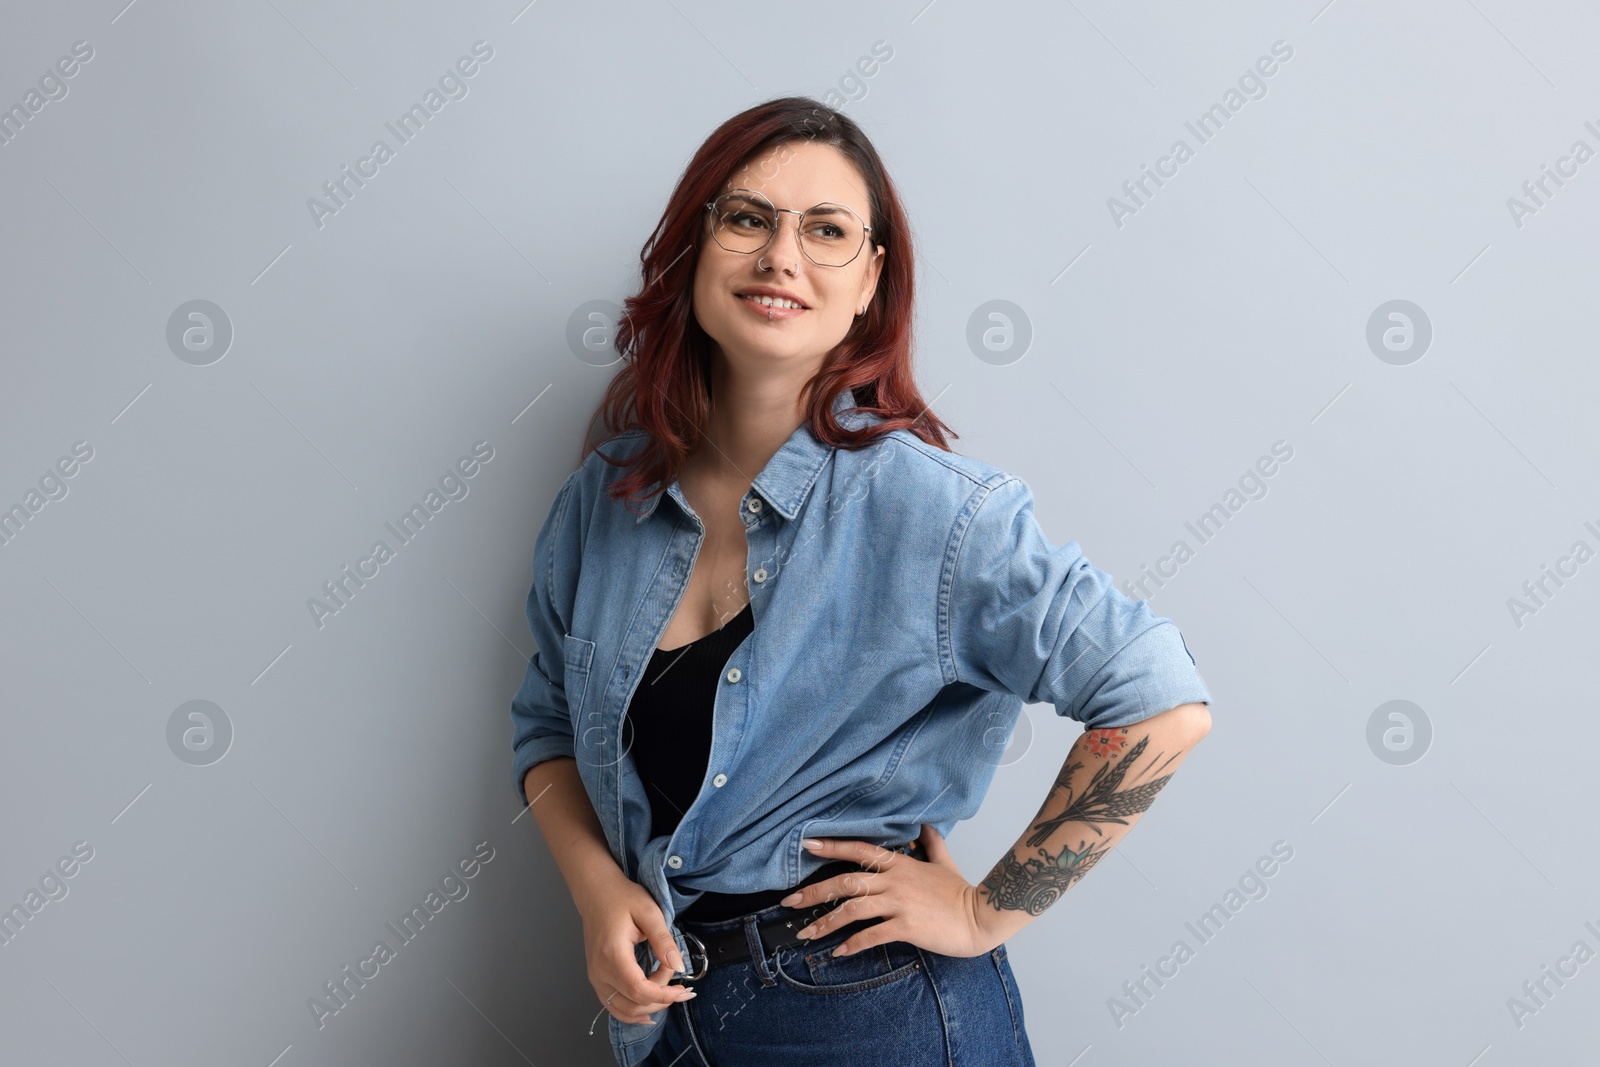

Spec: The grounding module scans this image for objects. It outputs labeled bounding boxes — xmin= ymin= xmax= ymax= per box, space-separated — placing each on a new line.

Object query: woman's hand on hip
xmin=579 ymin=874 xmax=697 ymax=1025
xmin=779 ymin=824 xmax=1002 ymax=959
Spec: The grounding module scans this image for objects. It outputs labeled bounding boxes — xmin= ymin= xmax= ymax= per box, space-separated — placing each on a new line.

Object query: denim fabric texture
xmin=638 ymin=903 xmax=1039 ymax=1066
xmin=508 ymin=387 xmax=1211 ymax=1065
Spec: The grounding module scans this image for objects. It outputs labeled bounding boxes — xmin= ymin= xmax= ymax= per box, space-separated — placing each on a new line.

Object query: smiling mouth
xmin=737 ymin=294 xmax=808 ymax=311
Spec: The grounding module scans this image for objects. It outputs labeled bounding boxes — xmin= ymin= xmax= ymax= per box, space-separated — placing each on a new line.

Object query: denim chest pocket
xmin=561 ymin=633 xmax=596 ymax=717
xmin=772 ymin=919 xmax=923 ymax=995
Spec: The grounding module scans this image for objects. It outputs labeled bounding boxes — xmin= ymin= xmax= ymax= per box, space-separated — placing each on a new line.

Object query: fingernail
xmin=682 ymin=990 xmax=698 ymax=999
xmin=802 ymin=838 xmax=823 ymax=849
xmin=779 ymin=892 xmax=801 ymax=907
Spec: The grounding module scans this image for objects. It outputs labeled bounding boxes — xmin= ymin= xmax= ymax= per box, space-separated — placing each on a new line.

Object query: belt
xmin=670 ymin=839 xmax=927 ymax=983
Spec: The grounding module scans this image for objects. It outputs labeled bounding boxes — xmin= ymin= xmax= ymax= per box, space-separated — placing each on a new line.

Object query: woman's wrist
xmin=570 ymin=856 xmax=633 ymax=917
xmin=968 ymin=881 xmax=1036 ymax=950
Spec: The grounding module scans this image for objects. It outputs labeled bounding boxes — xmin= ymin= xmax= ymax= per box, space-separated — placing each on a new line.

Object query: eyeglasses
xmin=704 ymin=189 xmax=873 ymax=268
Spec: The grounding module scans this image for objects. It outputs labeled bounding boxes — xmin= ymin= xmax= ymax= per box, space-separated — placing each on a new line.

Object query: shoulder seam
xmin=878 ymin=430 xmax=1011 ymax=490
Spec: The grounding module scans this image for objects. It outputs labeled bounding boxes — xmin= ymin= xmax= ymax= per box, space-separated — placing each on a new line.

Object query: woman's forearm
xmin=523 ymin=757 xmax=629 ymax=915
xmin=975 ymin=703 xmax=1212 ymax=944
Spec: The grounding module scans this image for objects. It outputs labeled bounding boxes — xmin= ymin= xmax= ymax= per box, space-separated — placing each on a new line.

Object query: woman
xmin=511 ymin=97 xmax=1213 ymax=1067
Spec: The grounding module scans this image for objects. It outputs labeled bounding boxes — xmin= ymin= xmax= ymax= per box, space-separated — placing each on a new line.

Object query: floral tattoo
xmin=977 ymin=728 xmax=1180 ymax=914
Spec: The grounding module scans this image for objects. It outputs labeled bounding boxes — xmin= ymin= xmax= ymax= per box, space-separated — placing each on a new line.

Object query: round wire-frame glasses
xmin=704 ymin=188 xmax=873 ymax=268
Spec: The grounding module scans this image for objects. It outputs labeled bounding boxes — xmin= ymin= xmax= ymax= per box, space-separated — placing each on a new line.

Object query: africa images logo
xmin=306 ymin=41 xmax=494 ymax=230
xmin=306 ymin=842 xmax=495 ymax=1030
xmin=1106 ymin=40 xmax=1295 ymax=229
xmin=306 ymin=441 xmax=494 ymax=629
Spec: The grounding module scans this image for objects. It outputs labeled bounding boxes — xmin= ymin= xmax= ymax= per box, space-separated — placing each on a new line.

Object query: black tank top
xmin=627 ymin=602 xmax=755 ymax=843
xmin=627 ymin=600 xmax=887 ymax=923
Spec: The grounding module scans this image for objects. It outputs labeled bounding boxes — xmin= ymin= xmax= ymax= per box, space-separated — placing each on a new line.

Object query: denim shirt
xmin=508 ymin=387 xmax=1211 ymax=1065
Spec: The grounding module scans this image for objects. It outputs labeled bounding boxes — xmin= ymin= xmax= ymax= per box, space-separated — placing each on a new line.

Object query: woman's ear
xmin=859 ymin=243 xmax=887 ymax=310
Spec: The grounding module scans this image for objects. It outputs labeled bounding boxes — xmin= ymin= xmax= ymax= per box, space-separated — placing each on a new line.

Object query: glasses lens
xmin=710 ymin=193 xmax=866 ymax=267
xmin=799 ymin=203 xmax=866 ymax=267
xmin=711 ymin=193 xmax=778 ymax=254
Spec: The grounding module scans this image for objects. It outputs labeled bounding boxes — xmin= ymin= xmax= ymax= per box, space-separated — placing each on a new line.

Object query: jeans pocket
xmin=771 ymin=919 xmax=924 ymax=995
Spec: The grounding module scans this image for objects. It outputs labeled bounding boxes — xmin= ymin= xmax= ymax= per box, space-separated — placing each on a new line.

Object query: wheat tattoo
xmin=977 ymin=728 xmax=1179 ymax=915
xmin=1025 ymin=731 xmax=1173 ymax=848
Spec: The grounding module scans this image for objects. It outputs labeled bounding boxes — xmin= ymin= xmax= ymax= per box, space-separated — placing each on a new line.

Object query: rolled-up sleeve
xmin=509 ymin=471 xmax=582 ymax=805
xmin=945 ymin=475 xmax=1211 ymax=730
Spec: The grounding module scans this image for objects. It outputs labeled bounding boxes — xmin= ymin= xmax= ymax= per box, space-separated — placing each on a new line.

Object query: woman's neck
xmin=693 ymin=361 xmax=817 ymax=486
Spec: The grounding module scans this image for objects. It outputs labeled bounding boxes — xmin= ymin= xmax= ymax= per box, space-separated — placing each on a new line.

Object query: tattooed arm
xmin=777 ymin=704 xmax=1210 ymax=959
xmin=973 ymin=702 xmax=1211 ymax=943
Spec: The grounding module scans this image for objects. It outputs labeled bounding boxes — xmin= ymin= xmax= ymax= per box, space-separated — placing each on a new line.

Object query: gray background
xmin=2 ymin=1 xmax=1596 ymax=1064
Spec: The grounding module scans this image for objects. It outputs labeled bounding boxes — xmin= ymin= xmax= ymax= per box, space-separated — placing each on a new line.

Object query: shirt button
xmin=752 ymin=568 xmax=767 ymax=583
xmin=712 ymin=773 xmax=727 ymax=787
xmin=725 ymin=667 xmax=741 ymax=684
xmin=667 ymin=855 xmax=683 ymax=869
xmin=747 ymin=498 xmax=763 ymax=513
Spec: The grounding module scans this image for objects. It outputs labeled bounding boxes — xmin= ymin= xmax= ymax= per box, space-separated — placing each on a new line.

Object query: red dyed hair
xmin=581 ymin=95 xmax=957 ymax=515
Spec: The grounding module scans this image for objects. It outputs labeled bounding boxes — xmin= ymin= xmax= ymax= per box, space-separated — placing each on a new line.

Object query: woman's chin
xmin=717 ymin=337 xmax=829 ymax=371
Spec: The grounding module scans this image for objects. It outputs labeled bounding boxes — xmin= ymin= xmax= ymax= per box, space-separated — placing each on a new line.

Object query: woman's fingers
xmin=606 ymin=988 xmax=673 ymax=1026
xmin=825 ymin=914 xmax=903 ymax=958
xmin=644 ymin=954 xmax=694 ymax=996
xmin=600 ymin=968 xmax=686 ymax=1025
xmin=613 ymin=960 xmax=698 ymax=1022
xmin=779 ymin=866 xmax=888 ymax=909
xmin=606 ymin=941 xmax=693 ymax=1011
xmin=802 ymin=837 xmax=902 ymax=872
xmin=794 ymin=890 xmax=889 ymax=942
xmin=639 ymin=915 xmax=686 ymax=974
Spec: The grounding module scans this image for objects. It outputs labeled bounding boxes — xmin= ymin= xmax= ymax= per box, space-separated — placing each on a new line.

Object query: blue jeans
xmin=639 ymin=902 xmax=1037 ymax=1066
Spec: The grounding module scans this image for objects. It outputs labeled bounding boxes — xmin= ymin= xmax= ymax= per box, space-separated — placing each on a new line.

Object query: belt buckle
xmin=678 ymin=928 xmax=709 ymax=980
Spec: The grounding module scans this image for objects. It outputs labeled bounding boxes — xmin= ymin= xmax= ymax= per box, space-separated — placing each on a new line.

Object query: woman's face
xmin=692 ymin=140 xmax=885 ymax=381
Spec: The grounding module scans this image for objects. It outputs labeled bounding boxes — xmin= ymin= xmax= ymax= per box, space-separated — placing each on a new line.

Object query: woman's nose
xmin=761 ymin=213 xmax=805 ymax=272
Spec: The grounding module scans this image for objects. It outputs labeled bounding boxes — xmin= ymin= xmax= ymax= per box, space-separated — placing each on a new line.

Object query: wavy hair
xmin=581 ymin=95 xmax=956 ymax=514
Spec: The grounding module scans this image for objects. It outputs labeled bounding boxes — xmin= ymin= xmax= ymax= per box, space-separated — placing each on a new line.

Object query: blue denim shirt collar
xmin=631 ymin=386 xmax=869 ymax=524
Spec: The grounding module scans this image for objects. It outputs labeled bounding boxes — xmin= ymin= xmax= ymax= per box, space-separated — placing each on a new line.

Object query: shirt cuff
xmin=512 ymin=734 xmax=577 ymax=806
xmin=1074 ymin=621 xmax=1212 ymax=731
